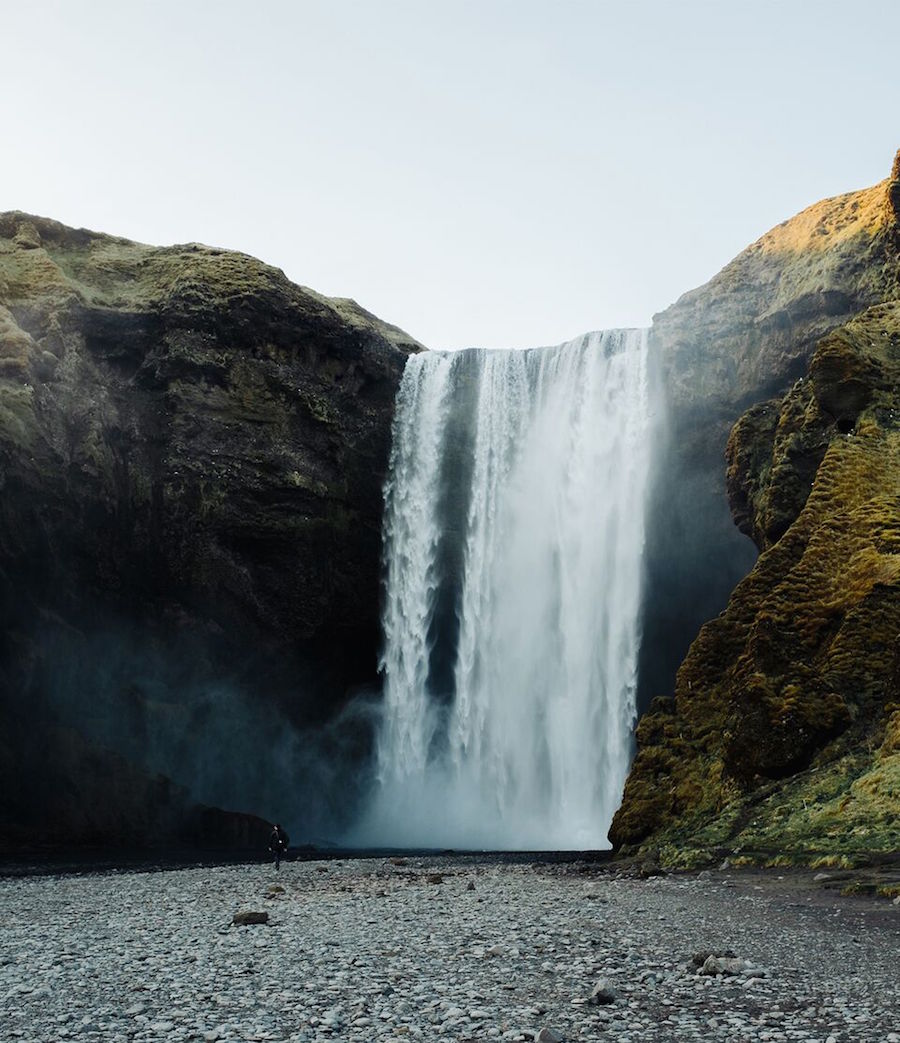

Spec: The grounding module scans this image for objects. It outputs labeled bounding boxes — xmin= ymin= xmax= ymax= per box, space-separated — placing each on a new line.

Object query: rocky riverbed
xmin=1 ymin=857 xmax=898 ymax=1043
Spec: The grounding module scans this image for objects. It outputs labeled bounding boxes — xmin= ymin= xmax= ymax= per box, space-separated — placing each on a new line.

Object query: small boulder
xmin=426 ymin=873 xmax=444 ymax=885
xmin=466 ymin=880 xmax=476 ymax=891
xmin=537 ymin=1028 xmax=565 ymax=1043
xmin=232 ymin=911 xmax=269 ymax=926
xmin=588 ymin=978 xmax=617 ymax=1005
xmin=701 ymin=955 xmax=749 ymax=976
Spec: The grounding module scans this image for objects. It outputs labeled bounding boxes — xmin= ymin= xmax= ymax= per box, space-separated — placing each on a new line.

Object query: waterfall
xmin=355 ymin=329 xmax=651 ymax=850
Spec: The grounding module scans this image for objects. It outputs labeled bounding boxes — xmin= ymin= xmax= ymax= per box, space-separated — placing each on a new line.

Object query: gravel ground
xmin=1 ymin=856 xmax=898 ymax=1043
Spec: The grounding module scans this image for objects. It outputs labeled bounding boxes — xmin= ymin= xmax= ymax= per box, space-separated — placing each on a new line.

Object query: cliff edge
xmin=0 ymin=213 xmax=420 ymax=849
xmin=639 ymin=151 xmax=900 ymax=711
xmin=614 ymin=153 xmax=900 ymax=865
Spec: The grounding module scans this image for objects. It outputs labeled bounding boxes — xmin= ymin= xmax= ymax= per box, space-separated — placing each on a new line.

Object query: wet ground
xmin=1 ymin=856 xmax=898 ymax=1042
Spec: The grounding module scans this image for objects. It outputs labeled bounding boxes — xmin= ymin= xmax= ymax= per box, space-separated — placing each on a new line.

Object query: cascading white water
xmin=354 ymin=329 xmax=651 ymax=850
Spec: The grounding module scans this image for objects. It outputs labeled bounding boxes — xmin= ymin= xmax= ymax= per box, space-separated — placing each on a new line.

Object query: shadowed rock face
xmin=638 ymin=152 xmax=900 ymax=715
xmin=0 ymin=213 xmax=420 ymax=849
xmin=614 ymin=155 xmax=900 ymax=863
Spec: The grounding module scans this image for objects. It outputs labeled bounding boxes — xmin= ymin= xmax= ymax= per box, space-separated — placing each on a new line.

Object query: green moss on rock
xmin=613 ymin=302 xmax=900 ymax=864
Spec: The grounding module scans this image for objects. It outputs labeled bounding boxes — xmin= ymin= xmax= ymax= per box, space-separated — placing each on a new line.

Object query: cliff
xmin=614 ymin=154 xmax=900 ymax=864
xmin=0 ymin=212 xmax=420 ymax=849
xmin=638 ymin=151 xmax=900 ymax=714
xmin=656 ymin=172 xmax=896 ymax=413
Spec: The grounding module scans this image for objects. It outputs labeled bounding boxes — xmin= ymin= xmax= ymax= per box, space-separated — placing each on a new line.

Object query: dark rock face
xmin=638 ymin=156 xmax=900 ymax=713
xmin=0 ymin=212 xmax=420 ymax=850
xmin=613 ymin=156 xmax=900 ymax=863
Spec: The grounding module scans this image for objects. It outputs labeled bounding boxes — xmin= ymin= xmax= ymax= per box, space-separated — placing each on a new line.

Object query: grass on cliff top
xmin=752 ymin=180 xmax=889 ymax=258
xmin=0 ymin=214 xmax=421 ymax=357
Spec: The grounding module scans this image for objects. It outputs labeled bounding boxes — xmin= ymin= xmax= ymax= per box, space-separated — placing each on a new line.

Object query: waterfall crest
xmin=356 ymin=329 xmax=651 ymax=849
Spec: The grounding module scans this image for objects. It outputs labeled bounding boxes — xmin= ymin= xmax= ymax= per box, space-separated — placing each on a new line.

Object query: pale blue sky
xmin=4 ymin=1 xmax=898 ymax=349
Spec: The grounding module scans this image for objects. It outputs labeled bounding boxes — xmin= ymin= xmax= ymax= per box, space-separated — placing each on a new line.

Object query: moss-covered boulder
xmin=612 ymin=302 xmax=900 ymax=865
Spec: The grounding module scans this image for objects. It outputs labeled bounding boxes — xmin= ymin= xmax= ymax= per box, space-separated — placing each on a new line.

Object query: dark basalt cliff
xmin=0 ymin=213 xmax=420 ymax=850
xmin=616 ymin=153 xmax=900 ymax=864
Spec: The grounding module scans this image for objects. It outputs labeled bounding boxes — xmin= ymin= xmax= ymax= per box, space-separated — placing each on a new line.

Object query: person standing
xmin=268 ymin=823 xmax=289 ymax=870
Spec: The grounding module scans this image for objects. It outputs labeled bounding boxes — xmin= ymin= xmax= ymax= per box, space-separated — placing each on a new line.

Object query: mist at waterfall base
xmin=19 ymin=619 xmax=377 ymax=845
xmin=348 ymin=330 xmax=652 ymax=851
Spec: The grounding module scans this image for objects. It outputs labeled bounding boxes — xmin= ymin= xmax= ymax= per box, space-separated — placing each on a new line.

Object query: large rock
xmin=0 ymin=212 xmax=420 ymax=849
xmin=638 ymin=151 xmax=900 ymax=711
xmin=655 ymin=169 xmax=897 ymax=415
xmin=612 ymin=301 xmax=900 ymax=862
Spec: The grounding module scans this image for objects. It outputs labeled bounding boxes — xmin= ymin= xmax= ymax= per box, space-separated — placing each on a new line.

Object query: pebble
xmin=0 ymin=857 xmax=897 ymax=1042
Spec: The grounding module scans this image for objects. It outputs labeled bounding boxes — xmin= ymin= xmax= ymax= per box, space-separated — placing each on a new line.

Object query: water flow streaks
xmin=358 ymin=330 xmax=650 ymax=849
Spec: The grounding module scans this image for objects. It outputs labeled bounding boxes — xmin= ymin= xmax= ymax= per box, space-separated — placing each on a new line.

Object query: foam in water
xmin=352 ymin=329 xmax=651 ymax=849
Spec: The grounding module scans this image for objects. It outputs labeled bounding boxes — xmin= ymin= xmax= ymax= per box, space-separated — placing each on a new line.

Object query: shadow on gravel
xmin=0 ymin=845 xmax=616 ymax=879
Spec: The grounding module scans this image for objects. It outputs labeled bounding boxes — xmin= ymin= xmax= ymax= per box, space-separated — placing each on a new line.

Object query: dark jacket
xmin=269 ymin=826 xmax=289 ymax=852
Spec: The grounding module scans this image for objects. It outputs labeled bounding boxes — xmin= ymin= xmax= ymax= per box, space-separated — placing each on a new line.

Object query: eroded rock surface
xmin=639 ymin=150 xmax=900 ymax=710
xmin=0 ymin=212 xmax=420 ymax=848
xmin=613 ymin=302 xmax=900 ymax=864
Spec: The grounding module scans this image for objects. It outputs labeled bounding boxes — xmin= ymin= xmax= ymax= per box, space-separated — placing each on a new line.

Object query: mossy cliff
xmin=0 ymin=213 xmax=420 ymax=848
xmin=614 ymin=157 xmax=900 ymax=863
xmin=639 ymin=151 xmax=900 ymax=711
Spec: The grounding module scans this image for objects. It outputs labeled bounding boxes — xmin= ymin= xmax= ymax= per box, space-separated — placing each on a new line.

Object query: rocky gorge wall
xmin=639 ymin=153 xmax=900 ymax=711
xmin=616 ymin=151 xmax=900 ymax=864
xmin=3 ymin=150 xmax=898 ymax=859
xmin=0 ymin=213 xmax=420 ymax=850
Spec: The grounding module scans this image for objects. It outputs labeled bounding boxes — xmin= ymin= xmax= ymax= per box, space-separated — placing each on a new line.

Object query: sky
xmin=4 ymin=0 xmax=899 ymax=350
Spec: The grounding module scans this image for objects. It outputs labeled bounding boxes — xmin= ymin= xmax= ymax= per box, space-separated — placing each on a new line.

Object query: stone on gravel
xmin=588 ymin=978 xmax=617 ymax=1004
xmin=537 ymin=1027 xmax=565 ymax=1042
xmin=701 ymin=954 xmax=749 ymax=976
xmin=2 ymin=857 xmax=898 ymax=1043
xmin=232 ymin=910 xmax=269 ymax=926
